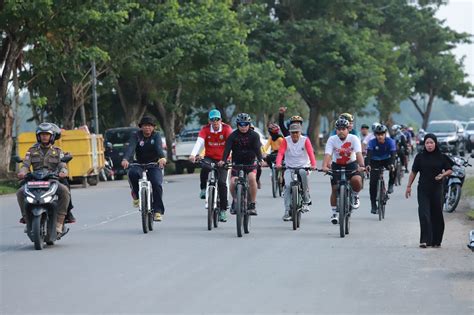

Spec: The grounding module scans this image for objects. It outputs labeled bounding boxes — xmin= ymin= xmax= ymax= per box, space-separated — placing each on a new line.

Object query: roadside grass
xmin=463 ymin=177 xmax=474 ymax=220
xmin=0 ymin=180 xmax=19 ymax=195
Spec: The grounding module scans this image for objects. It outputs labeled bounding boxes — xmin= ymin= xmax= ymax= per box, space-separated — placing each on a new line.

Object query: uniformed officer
xmin=17 ymin=123 xmax=71 ymax=233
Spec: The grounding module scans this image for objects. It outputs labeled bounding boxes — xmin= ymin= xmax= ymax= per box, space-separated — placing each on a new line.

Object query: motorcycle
xmin=442 ymin=153 xmax=472 ymax=213
xmin=15 ymin=155 xmax=72 ymax=250
xmin=468 ymin=230 xmax=474 ymax=252
xmin=99 ymin=156 xmax=115 ymax=181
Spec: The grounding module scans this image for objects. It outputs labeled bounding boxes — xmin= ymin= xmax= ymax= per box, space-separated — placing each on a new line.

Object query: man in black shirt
xmin=219 ymin=113 xmax=263 ymax=215
xmin=122 ymin=117 xmax=167 ymax=221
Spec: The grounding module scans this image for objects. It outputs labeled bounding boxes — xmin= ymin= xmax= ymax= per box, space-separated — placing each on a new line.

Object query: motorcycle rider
xmin=189 ymin=109 xmax=233 ymax=222
xmin=17 ymin=123 xmax=71 ymax=233
xmin=121 ymin=116 xmax=167 ymax=222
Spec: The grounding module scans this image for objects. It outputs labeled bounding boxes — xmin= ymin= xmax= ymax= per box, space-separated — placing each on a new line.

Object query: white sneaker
xmin=330 ymin=213 xmax=339 ymax=224
xmin=282 ymin=211 xmax=291 ymax=221
xmin=352 ymin=195 xmax=360 ymax=209
xmin=302 ymin=204 xmax=310 ymax=212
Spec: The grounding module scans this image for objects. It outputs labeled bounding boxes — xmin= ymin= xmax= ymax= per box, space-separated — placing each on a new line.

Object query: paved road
xmin=1 ymin=166 xmax=473 ymax=314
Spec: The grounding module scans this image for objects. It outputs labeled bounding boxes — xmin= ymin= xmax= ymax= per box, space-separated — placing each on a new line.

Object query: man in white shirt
xmin=322 ymin=118 xmax=365 ymax=224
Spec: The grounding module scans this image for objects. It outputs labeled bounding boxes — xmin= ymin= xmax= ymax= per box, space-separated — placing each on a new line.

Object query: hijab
xmin=422 ymin=133 xmax=441 ymax=156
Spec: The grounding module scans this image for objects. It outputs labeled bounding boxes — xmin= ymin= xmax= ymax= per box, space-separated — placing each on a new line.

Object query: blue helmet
xmin=209 ymin=109 xmax=221 ymax=120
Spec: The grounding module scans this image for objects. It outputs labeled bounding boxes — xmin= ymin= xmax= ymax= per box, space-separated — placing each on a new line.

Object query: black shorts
xmin=330 ymin=162 xmax=361 ymax=185
xmin=231 ymin=164 xmax=257 ymax=177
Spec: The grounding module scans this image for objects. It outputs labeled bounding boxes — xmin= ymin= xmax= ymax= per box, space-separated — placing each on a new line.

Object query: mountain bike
xmin=324 ymin=168 xmax=358 ymax=238
xmin=129 ymin=163 xmax=157 ymax=234
xmin=283 ymin=166 xmax=312 ymax=230
xmin=199 ymin=159 xmax=229 ymax=230
xmin=233 ymin=164 xmax=257 ymax=238
xmin=371 ymin=167 xmax=390 ymax=221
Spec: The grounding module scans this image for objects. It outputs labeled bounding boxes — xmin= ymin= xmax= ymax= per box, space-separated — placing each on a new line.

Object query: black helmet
xmin=335 ymin=118 xmax=350 ymax=129
xmin=138 ymin=116 xmax=156 ymax=127
xmin=35 ymin=122 xmax=56 ymax=144
xmin=236 ymin=113 xmax=252 ymax=124
xmin=374 ymin=124 xmax=388 ymax=134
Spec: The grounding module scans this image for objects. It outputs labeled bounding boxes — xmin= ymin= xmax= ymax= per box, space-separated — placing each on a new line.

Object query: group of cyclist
xmin=16 ymin=109 xmax=414 ymax=233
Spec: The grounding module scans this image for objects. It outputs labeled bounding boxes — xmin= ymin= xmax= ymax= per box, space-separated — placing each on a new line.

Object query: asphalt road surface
xmin=1 ymin=166 xmax=473 ymax=314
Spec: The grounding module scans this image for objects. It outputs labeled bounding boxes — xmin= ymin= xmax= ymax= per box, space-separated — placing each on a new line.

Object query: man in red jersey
xmin=189 ymin=109 xmax=233 ymax=222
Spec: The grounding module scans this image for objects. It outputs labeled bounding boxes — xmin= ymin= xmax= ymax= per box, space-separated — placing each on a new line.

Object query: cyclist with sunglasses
xmin=189 ymin=109 xmax=233 ymax=222
xmin=329 ymin=113 xmax=360 ymax=137
xmin=218 ymin=113 xmax=263 ymax=216
xmin=323 ymin=118 xmax=365 ymax=224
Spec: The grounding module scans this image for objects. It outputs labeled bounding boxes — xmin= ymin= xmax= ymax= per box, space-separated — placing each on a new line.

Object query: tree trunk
xmin=116 ymin=77 xmax=147 ymax=126
xmin=307 ymin=104 xmax=321 ymax=153
xmin=422 ymin=91 xmax=435 ymax=130
xmin=152 ymin=101 xmax=176 ymax=161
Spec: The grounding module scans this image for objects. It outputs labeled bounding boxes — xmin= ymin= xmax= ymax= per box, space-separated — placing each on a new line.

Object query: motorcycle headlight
xmin=26 ymin=196 xmax=34 ymax=203
xmin=42 ymin=195 xmax=53 ymax=203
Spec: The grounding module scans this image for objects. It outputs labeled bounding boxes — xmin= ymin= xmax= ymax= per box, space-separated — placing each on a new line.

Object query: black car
xmin=104 ymin=127 xmax=139 ymax=180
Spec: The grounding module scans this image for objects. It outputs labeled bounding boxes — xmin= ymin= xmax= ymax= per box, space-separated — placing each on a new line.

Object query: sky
xmin=435 ymin=0 xmax=474 ymax=105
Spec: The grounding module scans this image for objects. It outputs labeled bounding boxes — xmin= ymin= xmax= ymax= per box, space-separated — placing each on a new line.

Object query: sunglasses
xmin=210 ymin=118 xmax=221 ymax=122
xmin=237 ymin=122 xmax=250 ymax=127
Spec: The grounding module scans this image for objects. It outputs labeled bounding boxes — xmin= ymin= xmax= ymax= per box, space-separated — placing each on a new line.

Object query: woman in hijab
xmin=405 ymin=133 xmax=453 ymax=248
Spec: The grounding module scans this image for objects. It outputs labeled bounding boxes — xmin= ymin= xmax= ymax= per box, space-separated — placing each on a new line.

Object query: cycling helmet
xmin=267 ymin=123 xmax=280 ymax=134
xmin=339 ymin=112 xmax=354 ymax=122
xmin=391 ymin=124 xmax=401 ymax=132
xmin=335 ymin=118 xmax=350 ymax=129
xmin=374 ymin=124 xmax=388 ymax=134
xmin=236 ymin=113 xmax=252 ymax=124
xmin=371 ymin=122 xmax=381 ymax=132
xmin=289 ymin=115 xmax=303 ymax=124
xmin=35 ymin=122 xmax=56 ymax=144
xmin=400 ymin=124 xmax=407 ymax=129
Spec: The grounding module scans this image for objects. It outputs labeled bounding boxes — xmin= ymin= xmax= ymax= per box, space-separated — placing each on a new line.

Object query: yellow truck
xmin=17 ymin=129 xmax=105 ymax=187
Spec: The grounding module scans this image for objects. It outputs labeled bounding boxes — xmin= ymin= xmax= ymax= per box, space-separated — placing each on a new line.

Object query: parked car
xmin=172 ymin=129 xmax=201 ymax=174
xmin=424 ymin=120 xmax=467 ymax=156
xmin=104 ymin=127 xmax=139 ymax=180
xmin=464 ymin=121 xmax=474 ymax=153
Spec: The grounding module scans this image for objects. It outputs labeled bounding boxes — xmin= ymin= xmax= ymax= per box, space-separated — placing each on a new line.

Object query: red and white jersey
xmin=195 ymin=123 xmax=233 ymax=160
xmin=325 ymin=134 xmax=361 ymax=165
xmin=276 ymin=136 xmax=316 ymax=168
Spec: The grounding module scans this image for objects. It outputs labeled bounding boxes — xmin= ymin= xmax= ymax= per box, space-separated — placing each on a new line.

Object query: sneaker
xmin=65 ymin=211 xmax=76 ymax=224
xmin=56 ymin=222 xmax=64 ymax=234
xmin=154 ymin=212 xmax=162 ymax=222
xmin=132 ymin=199 xmax=139 ymax=208
xmin=371 ymin=204 xmax=377 ymax=214
xmin=282 ymin=211 xmax=291 ymax=221
xmin=330 ymin=213 xmax=339 ymax=224
xmin=352 ymin=194 xmax=360 ymax=209
xmin=247 ymin=202 xmax=258 ymax=216
xmin=302 ymin=204 xmax=310 ymax=212
xmin=219 ymin=211 xmax=227 ymax=222
xmin=387 ymin=185 xmax=394 ymax=194
xmin=230 ymin=201 xmax=236 ymax=215
xmin=200 ymin=189 xmax=206 ymax=199
xmin=19 ymin=217 xmax=26 ymax=224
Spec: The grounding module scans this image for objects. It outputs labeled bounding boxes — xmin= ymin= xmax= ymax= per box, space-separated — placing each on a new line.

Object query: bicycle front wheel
xmin=207 ymin=185 xmax=215 ymax=231
xmin=236 ymin=184 xmax=243 ymax=237
xmin=338 ymin=185 xmax=346 ymax=238
xmin=291 ymin=185 xmax=298 ymax=230
xmin=141 ymin=189 xmax=149 ymax=234
xmin=271 ymin=168 xmax=278 ymax=198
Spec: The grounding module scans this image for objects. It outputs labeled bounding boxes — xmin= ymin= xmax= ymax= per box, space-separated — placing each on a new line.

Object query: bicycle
xmin=129 ymin=163 xmax=159 ymax=234
xmin=394 ymin=156 xmax=402 ymax=186
xmin=322 ymin=168 xmax=358 ymax=238
xmin=233 ymin=164 xmax=257 ymax=238
xmin=282 ymin=166 xmax=312 ymax=230
xmin=199 ymin=159 xmax=229 ymax=231
xmin=371 ymin=167 xmax=390 ymax=221
xmin=270 ymin=161 xmax=284 ymax=198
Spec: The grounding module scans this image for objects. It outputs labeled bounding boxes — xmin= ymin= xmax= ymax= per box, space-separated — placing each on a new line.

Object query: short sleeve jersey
xmin=367 ymin=137 xmax=396 ymax=161
xmin=198 ymin=123 xmax=233 ymax=161
xmin=325 ymin=134 xmax=362 ymax=165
